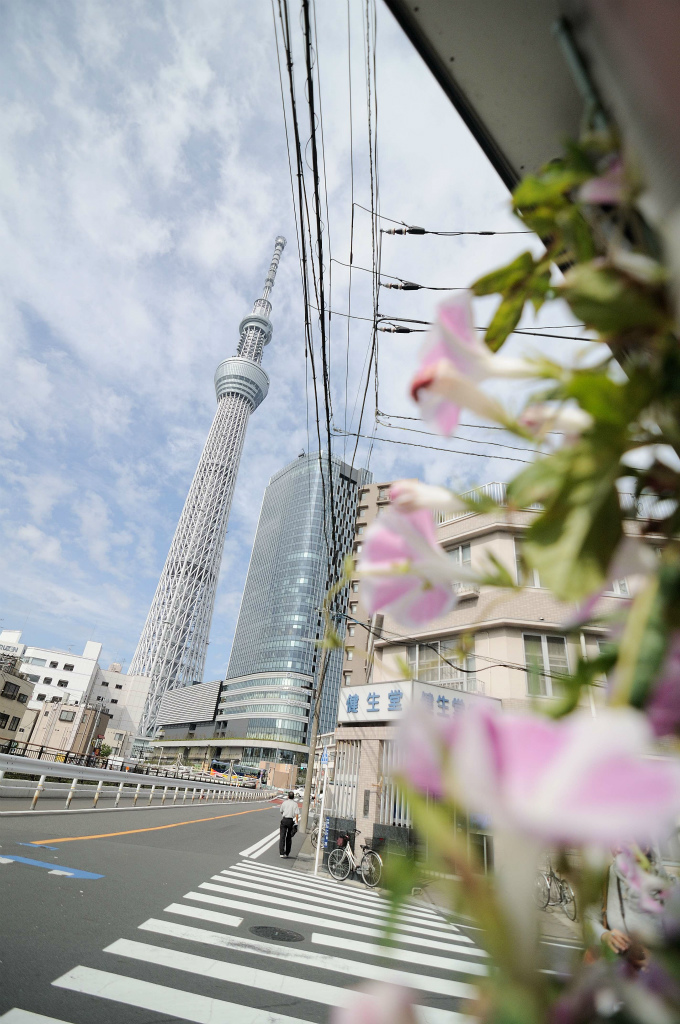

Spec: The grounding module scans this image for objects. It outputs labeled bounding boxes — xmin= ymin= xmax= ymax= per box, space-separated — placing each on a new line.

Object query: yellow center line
xmin=37 ymin=803 xmax=275 ymax=844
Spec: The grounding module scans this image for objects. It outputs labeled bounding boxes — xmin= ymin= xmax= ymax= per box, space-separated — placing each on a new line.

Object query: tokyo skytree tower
xmin=131 ymin=236 xmax=286 ymax=737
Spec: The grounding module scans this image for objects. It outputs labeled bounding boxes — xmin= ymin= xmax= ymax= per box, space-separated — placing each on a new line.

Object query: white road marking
xmin=163 ymin=902 xmax=243 ymax=928
xmin=248 ymin=833 xmax=281 ymax=859
xmin=0 ymin=1012 xmax=75 ymax=1024
xmin=239 ymin=829 xmax=280 ymax=858
xmin=312 ymin=931 xmax=489 ymax=971
xmin=198 ymin=881 xmax=462 ymax=941
xmin=138 ymin=917 xmax=481 ymax=996
xmin=212 ymin=871 xmax=456 ymax=930
xmin=183 ymin=891 xmax=483 ymax=954
xmin=105 ymin=938 xmax=476 ymax=1020
xmin=239 ymin=859 xmax=447 ymax=922
xmin=52 ymin=965 xmax=307 ymax=1024
xmin=224 ymin=864 xmax=444 ymax=923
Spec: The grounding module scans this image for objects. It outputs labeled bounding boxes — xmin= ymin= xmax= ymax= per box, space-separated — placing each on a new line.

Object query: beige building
xmin=89 ymin=665 xmax=152 ymax=759
xmin=0 ymin=654 xmax=35 ymax=746
xmin=331 ymin=480 xmax=644 ymax=852
xmin=24 ymin=701 xmax=112 ymax=756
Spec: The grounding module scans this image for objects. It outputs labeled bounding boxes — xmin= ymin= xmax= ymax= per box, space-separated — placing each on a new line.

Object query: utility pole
xmin=299 ymin=641 xmax=330 ymax=832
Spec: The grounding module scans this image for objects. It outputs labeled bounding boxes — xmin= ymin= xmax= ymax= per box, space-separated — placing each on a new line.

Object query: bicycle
xmin=327 ymin=829 xmax=383 ymax=888
xmin=535 ymin=858 xmax=577 ymax=920
xmin=309 ymin=824 xmax=319 ymax=849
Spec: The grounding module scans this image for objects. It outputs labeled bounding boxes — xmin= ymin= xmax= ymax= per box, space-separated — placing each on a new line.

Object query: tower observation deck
xmin=131 ymin=237 xmax=286 ymax=738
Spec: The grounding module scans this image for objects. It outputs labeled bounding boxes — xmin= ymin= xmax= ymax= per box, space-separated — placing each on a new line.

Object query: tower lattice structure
xmin=131 ymin=237 xmax=286 ymax=737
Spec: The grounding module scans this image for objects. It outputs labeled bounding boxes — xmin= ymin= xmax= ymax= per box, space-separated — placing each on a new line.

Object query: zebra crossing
xmin=0 ymin=836 xmax=489 ymax=1024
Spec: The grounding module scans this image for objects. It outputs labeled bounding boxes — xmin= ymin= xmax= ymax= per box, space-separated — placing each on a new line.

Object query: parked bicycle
xmin=309 ymin=823 xmax=319 ymax=849
xmin=535 ymin=858 xmax=577 ymax=920
xmin=327 ymin=829 xmax=383 ymax=888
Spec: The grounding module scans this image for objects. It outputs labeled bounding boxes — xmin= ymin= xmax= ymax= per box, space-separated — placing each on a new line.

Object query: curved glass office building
xmin=218 ymin=452 xmax=370 ymax=765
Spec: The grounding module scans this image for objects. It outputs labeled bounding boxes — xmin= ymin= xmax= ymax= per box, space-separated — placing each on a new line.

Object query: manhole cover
xmin=250 ymin=925 xmax=305 ymax=943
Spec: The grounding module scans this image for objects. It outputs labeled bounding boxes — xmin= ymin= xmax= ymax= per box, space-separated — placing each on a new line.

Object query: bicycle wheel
xmin=328 ymin=847 xmax=351 ymax=881
xmin=561 ymin=882 xmax=577 ymax=921
xmin=361 ymin=850 xmax=382 ymax=888
xmin=534 ymin=873 xmax=551 ymax=909
xmin=310 ymin=826 xmax=319 ymax=848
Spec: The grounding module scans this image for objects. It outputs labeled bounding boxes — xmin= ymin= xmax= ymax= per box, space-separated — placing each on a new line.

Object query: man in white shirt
xmin=279 ymin=791 xmax=299 ymax=858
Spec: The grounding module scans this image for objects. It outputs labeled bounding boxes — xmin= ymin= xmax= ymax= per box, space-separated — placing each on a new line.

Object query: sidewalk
xmin=290 ymin=832 xmax=582 ymax=945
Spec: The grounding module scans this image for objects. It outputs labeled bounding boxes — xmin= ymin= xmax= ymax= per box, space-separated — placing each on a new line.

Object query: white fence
xmin=0 ymin=753 xmax=272 ymax=813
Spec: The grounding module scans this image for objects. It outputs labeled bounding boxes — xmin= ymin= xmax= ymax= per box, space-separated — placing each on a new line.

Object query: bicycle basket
xmin=336 ymin=834 xmax=348 ymax=848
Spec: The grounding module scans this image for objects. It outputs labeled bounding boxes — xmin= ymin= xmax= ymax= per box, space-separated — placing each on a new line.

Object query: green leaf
xmin=513 ymin=168 xmax=588 ymax=209
xmin=561 ymin=262 xmax=668 ymax=335
xmin=484 ymin=291 xmax=527 ymax=351
xmin=472 ymin=251 xmax=535 ymax=297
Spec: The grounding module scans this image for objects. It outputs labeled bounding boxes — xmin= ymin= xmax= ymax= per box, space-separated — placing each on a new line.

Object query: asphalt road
xmin=0 ymin=798 xmax=488 ymax=1023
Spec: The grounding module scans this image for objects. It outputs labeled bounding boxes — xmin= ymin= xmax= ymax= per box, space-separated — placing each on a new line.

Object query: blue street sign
xmin=320 ymin=748 xmax=329 ymax=765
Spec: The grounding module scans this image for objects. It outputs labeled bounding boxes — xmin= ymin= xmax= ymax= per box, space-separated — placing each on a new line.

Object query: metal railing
xmin=0 ymin=740 xmax=221 ymax=784
xmin=0 ymin=751 xmax=273 ymax=813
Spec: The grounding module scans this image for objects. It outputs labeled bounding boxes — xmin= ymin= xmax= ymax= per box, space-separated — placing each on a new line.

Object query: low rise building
xmin=89 ymin=665 xmax=152 ymax=759
xmin=18 ymin=701 xmax=112 ymax=756
xmin=0 ymin=630 xmax=103 ymax=710
xmin=0 ymin=654 xmax=35 ymax=746
xmin=331 ymin=480 xmax=649 ymax=855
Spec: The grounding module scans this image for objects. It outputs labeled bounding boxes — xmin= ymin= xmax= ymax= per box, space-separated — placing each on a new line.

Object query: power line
xmin=378 ymin=410 xmax=564 ymax=436
xmin=332 ymin=426 xmax=534 ymax=463
xmin=376 ymin=415 xmax=542 ymax=455
xmin=352 ymin=201 xmax=531 ymax=235
xmin=331 ymin=257 xmax=466 ymax=290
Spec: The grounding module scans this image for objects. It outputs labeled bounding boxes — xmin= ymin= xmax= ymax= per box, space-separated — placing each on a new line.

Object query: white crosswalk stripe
xmin=182 ymin=889 xmax=483 ymax=955
xmin=10 ymin=827 xmax=487 ymax=1024
xmin=211 ymin=870 xmax=461 ymax=930
xmin=225 ymin=862 xmax=447 ymax=921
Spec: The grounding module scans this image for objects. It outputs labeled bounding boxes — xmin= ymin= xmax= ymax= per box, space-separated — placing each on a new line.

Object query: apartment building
xmin=0 ymin=630 xmax=103 ymax=710
xmin=24 ymin=701 xmax=112 ymax=756
xmin=332 ymin=481 xmax=644 ymax=850
xmin=0 ymin=654 xmax=35 ymax=745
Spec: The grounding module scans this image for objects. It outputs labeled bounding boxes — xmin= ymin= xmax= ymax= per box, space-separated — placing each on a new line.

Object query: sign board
xmin=320 ymin=748 xmax=329 ymax=765
xmin=337 ymin=679 xmax=498 ymax=724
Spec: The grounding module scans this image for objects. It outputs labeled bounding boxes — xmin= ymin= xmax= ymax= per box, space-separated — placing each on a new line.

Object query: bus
xmin=210 ymin=759 xmax=266 ymax=788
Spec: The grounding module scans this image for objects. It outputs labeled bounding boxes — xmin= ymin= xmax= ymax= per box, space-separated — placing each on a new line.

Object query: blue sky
xmin=0 ymin=1 xmax=584 ymax=679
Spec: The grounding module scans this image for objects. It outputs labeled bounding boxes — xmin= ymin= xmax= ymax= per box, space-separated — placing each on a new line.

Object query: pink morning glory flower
xmin=357 ymin=507 xmax=475 ymax=628
xmin=518 ymin=404 xmax=593 ymax=444
xmin=577 ymin=157 xmax=625 ymax=205
xmin=399 ymin=703 xmax=680 ymax=847
xmin=388 ymin=479 xmax=466 ymax=515
xmin=410 ymin=292 xmax=532 ymax=435
xmin=646 ymin=632 xmax=680 ymax=738
xmin=331 ymin=984 xmax=417 ymax=1024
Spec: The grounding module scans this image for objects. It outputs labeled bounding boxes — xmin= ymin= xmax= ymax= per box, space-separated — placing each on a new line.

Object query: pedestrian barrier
xmin=0 ymin=753 xmax=273 ymax=813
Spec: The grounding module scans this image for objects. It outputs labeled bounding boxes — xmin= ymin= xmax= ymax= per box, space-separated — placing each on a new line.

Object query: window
xmin=354 ymin=543 xmax=363 ymax=554
xmin=605 ymin=578 xmax=629 ymax=597
xmin=57 ymin=680 xmax=68 ymax=688
xmin=25 ymin=674 xmax=40 ymax=683
xmin=346 ymin=649 xmax=354 ymax=661
xmin=96 ymin=696 xmax=103 ymax=701
xmin=343 ymin=672 xmax=352 ymax=685
xmin=63 ymin=664 xmax=74 ymax=671
xmin=49 ymin=661 xmax=58 ymax=668
xmin=351 ymin=581 xmax=359 ymax=593
xmin=524 ymin=634 xmax=569 ymax=697
xmin=110 ymin=699 xmax=118 ymax=704
xmin=43 ymin=677 xmax=52 ymax=685
xmin=59 ymin=710 xmax=76 ymax=722
xmin=449 ymin=542 xmax=471 ymax=566
xmin=23 ymin=657 xmax=46 ymax=667
xmin=36 ymin=694 xmax=46 ymax=702
xmin=1 ymin=682 xmax=19 ymax=699
xmin=357 ymin=525 xmax=365 ymax=535
xmin=115 ymin=684 xmax=123 ymax=690
xmin=407 ymin=638 xmax=477 ymax=691
xmin=378 ymin=487 xmax=390 ymax=501
xmin=0 ymin=714 xmax=8 ymax=729
xmin=350 ymin=602 xmax=358 ymax=613
xmin=115 ymin=733 xmax=124 ymax=741
xmin=8 ymin=716 xmax=20 ymax=731
xmin=17 ymin=693 xmax=27 ymax=704
xmin=100 ymin=681 xmax=109 ymax=687
xmin=515 ymin=539 xmax=541 ymax=587
xmin=348 ymin=626 xmax=355 ymax=637
xmin=50 ymin=696 xmax=61 ymax=703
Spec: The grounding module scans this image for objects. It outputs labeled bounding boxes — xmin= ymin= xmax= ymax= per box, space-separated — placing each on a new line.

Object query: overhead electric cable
xmin=352 ymin=201 xmax=531 ymax=235
xmin=332 ymin=426 xmax=534 ymax=463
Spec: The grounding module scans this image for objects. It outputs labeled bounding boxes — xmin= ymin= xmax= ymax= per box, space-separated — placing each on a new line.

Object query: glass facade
xmin=220 ymin=452 xmax=371 ymax=752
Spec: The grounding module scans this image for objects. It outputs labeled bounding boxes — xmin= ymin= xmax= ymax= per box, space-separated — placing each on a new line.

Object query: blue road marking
xmin=0 ymin=855 xmax=103 ymax=879
xmin=18 ymin=842 xmax=60 ymax=850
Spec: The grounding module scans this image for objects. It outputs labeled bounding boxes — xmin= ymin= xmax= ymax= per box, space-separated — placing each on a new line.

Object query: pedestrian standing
xmin=279 ymin=790 xmax=299 ymax=858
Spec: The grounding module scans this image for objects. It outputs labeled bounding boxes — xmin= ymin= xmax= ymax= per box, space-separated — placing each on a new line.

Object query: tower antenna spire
xmin=130 ymin=237 xmax=286 ymax=739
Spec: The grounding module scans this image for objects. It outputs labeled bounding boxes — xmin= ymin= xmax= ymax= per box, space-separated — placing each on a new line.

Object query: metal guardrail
xmin=0 ymin=753 xmax=273 ymax=812
xmin=0 ymin=740 xmax=222 ymax=784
